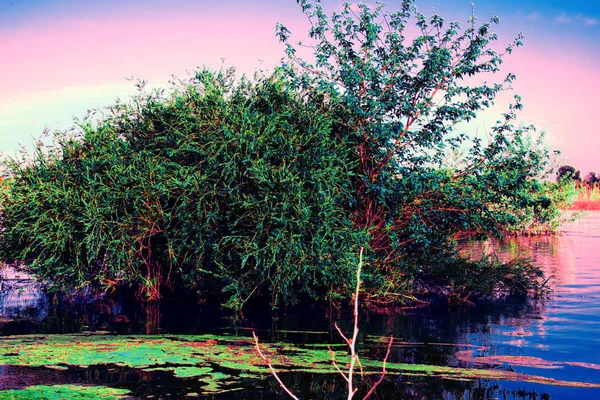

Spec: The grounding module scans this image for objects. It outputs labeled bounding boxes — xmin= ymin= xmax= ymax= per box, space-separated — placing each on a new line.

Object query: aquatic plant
xmin=1 ymin=333 xmax=599 ymax=396
xmin=0 ymin=385 xmax=131 ymax=400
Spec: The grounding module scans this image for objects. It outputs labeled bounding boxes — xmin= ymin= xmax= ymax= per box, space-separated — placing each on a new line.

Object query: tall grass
xmin=571 ymin=184 xmax=600 ymax=210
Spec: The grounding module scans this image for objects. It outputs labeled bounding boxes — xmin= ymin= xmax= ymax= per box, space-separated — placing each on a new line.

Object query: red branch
xmin=362 ymin=335 xmax=394 ymax=400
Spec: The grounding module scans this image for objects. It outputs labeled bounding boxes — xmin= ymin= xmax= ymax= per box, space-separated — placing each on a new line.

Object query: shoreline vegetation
xmin=557 ymin=165 xmax=600 ymax=211
xmin=571 ymin=184 xmax=600 ymax=211
xmin=2 ymin=2 xmax=599 ymax=398
xmin=0 ymin=0 xmax=579 ymax=313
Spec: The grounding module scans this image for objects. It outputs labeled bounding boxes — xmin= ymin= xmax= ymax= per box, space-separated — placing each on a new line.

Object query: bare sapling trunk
xmin=253 ymin=247 xmax=394 ymax=399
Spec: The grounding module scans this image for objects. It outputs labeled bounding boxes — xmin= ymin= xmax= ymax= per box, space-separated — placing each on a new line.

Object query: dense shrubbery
xmin=0 ymin=70 xmax=367 ymax=308
xmin=0 ymin=1 xmax=566 ymax=309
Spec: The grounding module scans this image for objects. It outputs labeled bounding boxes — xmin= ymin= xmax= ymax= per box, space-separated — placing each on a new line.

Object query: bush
xmin=0 ymin=70 xmax=364 ymax=308
xmin=0 ymin=1 xmax=560 ymax=309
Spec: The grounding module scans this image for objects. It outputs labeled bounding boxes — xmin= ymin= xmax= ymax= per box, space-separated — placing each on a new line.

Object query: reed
xmin=571 ymin=184 xmax=600 ymax=210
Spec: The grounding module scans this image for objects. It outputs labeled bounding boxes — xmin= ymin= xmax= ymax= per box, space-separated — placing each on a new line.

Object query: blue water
xmin=1 ymin=213 xmax=600 ymax=398
xmin=453 ymin=212 xmax=600 ymax=399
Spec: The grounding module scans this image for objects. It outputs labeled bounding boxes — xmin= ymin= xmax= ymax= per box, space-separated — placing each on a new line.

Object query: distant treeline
xmin=557 ymin=165 xmax=600 ymax=186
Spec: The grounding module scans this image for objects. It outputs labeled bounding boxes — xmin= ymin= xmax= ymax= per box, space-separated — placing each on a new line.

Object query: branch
xmin=345 ymin=246 xmax=364 ymax=399
xmin=328 ymin=345 xmax=351 ymax=382
xmin=252 ymin=331 xmax=300 ymax=400
xmin=362 ymin=335 xmax=394 ymax=400
xmin=254 ymin=247 xmax=393 ymax=399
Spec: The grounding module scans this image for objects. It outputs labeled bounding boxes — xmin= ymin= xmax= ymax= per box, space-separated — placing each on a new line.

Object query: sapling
xmin=253 ymin=247 xmax=394 ymax=399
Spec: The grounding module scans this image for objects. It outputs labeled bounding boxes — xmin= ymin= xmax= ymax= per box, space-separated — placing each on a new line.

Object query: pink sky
xmin=1 ymin=1 xmax=599 ymax=175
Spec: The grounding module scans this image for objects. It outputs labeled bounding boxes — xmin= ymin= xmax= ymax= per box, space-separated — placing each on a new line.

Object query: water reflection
xmin=453 ymin=212 xmax=600 ymax=399
xmin=0 ymin=268 xmax=47 ymax=327
xmin=1 ymin=213 xmax=600 ymax=398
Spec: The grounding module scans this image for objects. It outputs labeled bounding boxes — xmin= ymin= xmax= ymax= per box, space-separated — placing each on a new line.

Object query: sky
xmin=1 ymin=0 xmax=599 ymax=175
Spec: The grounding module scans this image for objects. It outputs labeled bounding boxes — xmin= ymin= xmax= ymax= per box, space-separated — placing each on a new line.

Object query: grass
xmin=571 ymin=184 xmax=600 ymax=211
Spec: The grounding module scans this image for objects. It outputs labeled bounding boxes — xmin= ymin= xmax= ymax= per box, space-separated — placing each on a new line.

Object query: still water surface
xmin=451 ymin=211 xmax=600 ymax=399
xmin=1 ymin=212 xmax=600 ymax=399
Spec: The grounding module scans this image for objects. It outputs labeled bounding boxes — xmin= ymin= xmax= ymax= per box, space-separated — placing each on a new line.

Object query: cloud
xmin=527 ymin=12 xmax=541 ymax=22
xmin=555 ymin=12 xmax=599 ymax=26
xmin=556 ymin=13 xmax=572 ymax=24
xmin=580 ymin=16 xmax=599 ymax=26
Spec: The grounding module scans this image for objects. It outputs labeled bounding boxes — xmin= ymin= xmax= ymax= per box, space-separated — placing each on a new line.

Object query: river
xmin=1 ymin=212 xmax=599 ymax=399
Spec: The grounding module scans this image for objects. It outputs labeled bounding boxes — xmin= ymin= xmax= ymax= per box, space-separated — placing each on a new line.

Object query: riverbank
xmin=571 ymin=185 xmax=600 ymax=210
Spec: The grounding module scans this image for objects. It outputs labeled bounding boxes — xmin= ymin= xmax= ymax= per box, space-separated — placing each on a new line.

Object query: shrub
xmin=0 ymin=70 xmax=363 ymax=308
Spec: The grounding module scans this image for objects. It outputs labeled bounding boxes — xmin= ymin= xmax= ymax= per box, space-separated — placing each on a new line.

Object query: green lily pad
xmin=0 ymin=333 xmax=599 ymax=394
xmin=0 ymin=384 xmax=131 ymax=399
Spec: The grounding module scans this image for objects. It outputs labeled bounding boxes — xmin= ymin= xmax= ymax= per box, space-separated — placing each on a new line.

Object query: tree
xmin=275 ymin=0 xmax=555 ymax=296
xmin=584 ymin=172 xmax=599 ymax=185
xmin=0 ymin=1 xmax=556 ymax=310
xmin=557 ymin=165 xmax=581 ymax=182
xmin=0 ymin=70 xmax=362 ymax=308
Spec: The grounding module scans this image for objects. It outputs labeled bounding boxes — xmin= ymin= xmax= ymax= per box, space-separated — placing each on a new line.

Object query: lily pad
xmin=0 ymin=333 xmax=599 ymax=394
xmin=0 ymin=384 xmax=131 ymax=399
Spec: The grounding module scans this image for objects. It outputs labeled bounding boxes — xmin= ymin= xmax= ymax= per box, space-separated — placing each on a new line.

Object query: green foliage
xmin=424 ymin=254 xmax=547 ymax=304
xmin=275 ymin=0 xmax=557 ymax=297
xmin=500 ymin=177 xmax=578 ymax=234
xmin=0 ymin=1 xmax=562 ymax=309
xmin=557 ymin=165 xmax=581 ymax=181
xmin=0 ymin=385 xmax=131 ymax=400
xmin=0 ymin=70 xmax=362 ymax=308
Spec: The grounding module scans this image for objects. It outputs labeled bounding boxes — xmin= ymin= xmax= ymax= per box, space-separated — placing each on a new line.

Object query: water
xmin=1 ymin=213 xmax=600 ymax=399
xmin=450 ymin=212 xmax=600 ymax=399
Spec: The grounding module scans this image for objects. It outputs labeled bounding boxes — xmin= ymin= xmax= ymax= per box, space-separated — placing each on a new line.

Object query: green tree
xmin=0 ymin=70 xmax=362 ymax=308
xmin=557 ymin=165 xmax=581 ymax=182
xmin=273 ymin=0 xmax=555 ymax=297
xmin=584 ymin=172 xmax=599 ymax=185
xmin=0 ymin=1 xmax=557 ymax=310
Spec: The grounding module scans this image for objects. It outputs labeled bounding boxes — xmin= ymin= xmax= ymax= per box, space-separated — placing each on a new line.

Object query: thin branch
xmin=345 ymin=246 xmax=364 ymax=399
xmin=335 ymin=323 xmax=352 ymax=347
xmin=328 ymin=345 xmax=351 ymax=382
xmin=252 ymin=331 xmax=300 ymax=400
xmin=253 ymin=247 xmax=393 ymax=399
xmin=363 ymin=335 xmax=394 ymax=400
